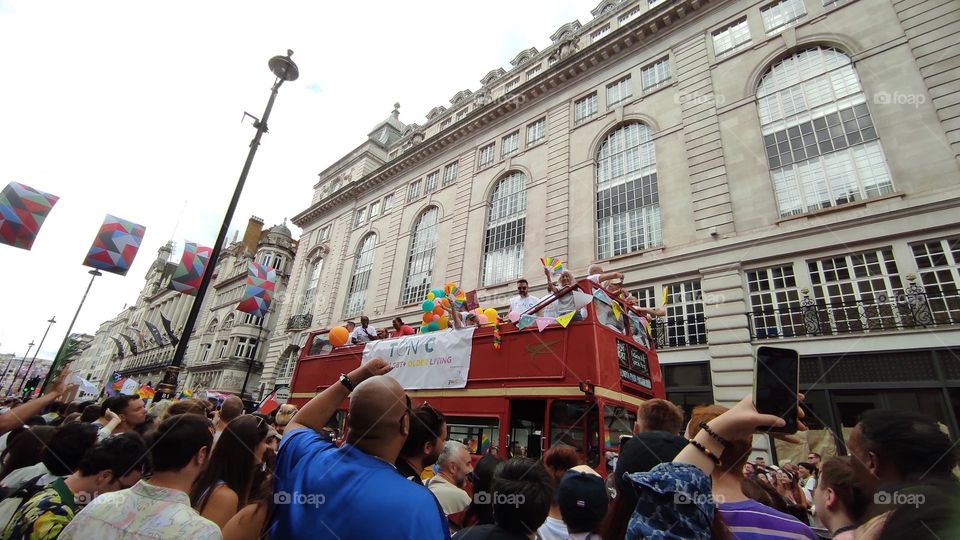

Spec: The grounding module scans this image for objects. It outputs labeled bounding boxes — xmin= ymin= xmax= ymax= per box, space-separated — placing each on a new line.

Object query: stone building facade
xmin=262 ymin=0 xmax=960 ymax=457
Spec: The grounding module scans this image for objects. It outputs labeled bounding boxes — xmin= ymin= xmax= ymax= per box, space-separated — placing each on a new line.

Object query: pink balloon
xmin=433 ymin=314 xmax=441 ymax=321
xmin=508 ymin=311 xmax=520 ymax=323
xmin=477 ymin=315 xmax=489 ymax=325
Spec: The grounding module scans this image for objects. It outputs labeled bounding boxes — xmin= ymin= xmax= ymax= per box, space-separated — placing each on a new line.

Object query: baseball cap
xmin=557 ymin=469 xmax=608 ymax=533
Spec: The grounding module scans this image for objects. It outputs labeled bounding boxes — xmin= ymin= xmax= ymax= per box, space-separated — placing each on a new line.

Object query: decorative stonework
xmin=591 ymin=0 xmax=622 ymax=17
xmin=550 ymin=20 xmax=582 ymax=43
xmin=480 ymin=68 xmax=506 ymax=86
xmin=426 ymin=106 xmax=447 ymax=120
xmin=548 ymin=35 xmax=580 ymax=63
xmin=450 ymin=89 xmax=473 ymax=105
xmin=510 ymin=47 xmax=540 ymax=67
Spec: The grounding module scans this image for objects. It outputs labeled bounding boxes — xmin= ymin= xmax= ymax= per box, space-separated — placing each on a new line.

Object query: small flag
xmin=593 ymin=288 xmax=613 ymax=305
xmin=179 ymin=389 xmax=193 ymax=400
xmin=258 ymin=389 xmax=280 ymax=415
xmin=611 ymin=301 xmax=622 ymax=321
xmin=556 ymin=311 xmax=576 ymax=328
xmin=536 ymin=317 xmax=554 ymax=332
xmin=137 ymin=384 xmax=155 ymax=400
xmin=128 ymin=325 xmax=145 ymax=348
xmin=82 ymin=214 xmax=146 ymax=276
xmin=479 ymin=434 xmax=491 ymax=453
xmin=0 ymin=182 xmax=60 ymax=250
xmin=109 ymin=337 xmax=125 ymax=359
xmin=572 ymin=290 xmax=594 ymax=309
xmin=160 ymin=313 xmax=179 ymax=346
xmin=120 ymin=333 xmax=138 ymax=355
xmin=661 ymin=286 xmax=670 ymax=306
xmin=540 ymin=256 xmax=563 ymax=275
xmin=517 ymin=315 xmax=537 ymax=330
xmin=237 ymin=262 xmax=277 ymax=318
xmin=145 ymin=321 xmax=165 ymax=346
xmin=105 ymin=372 xmax=123 ymax=397
xmin=169 ymin=242 xmax=212 ymax=295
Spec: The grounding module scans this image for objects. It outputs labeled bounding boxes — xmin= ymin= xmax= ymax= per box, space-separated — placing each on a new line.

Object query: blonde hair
xmin=275 ymin=404 xmax=299 ymax=426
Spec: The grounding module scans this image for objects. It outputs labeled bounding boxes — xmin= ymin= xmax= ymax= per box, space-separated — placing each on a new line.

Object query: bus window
xmin=446 ymin=416 xmax=500 ymax=456
xmin=627 ymin=312 xmax=653 ymax=349
xmin=510 ymin=400 xmax=545 ymax=460
xmin=603 ymin=405 xmax=636 ymax=451
xmin=594 ymin=298 xmax=626 ymax=335
xmin=308 ymin=335 xmax=332 ymax=356
xmin=549 ymin=400 xmax=600 ymax=468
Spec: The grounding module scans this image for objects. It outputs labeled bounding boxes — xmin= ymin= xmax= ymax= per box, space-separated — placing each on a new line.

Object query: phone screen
xmin=754 ymin=346 xmax=799 ymax=433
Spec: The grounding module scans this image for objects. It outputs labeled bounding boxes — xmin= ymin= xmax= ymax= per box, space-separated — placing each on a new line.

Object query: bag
xmin=0 ymin=474 xmax=47 ymax=530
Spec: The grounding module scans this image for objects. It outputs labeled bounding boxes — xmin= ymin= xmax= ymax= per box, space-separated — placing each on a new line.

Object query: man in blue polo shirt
xmin=271 ymin=358 xmax=450 ymax=539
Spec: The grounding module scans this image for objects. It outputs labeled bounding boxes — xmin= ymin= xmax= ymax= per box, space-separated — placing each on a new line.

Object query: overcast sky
xmin=0 ymin=0 xmax=592 ymax=359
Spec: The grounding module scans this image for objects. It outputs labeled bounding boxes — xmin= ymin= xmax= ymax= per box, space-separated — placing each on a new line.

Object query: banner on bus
xmin=361 ymin=328 xmax=475 ymax=390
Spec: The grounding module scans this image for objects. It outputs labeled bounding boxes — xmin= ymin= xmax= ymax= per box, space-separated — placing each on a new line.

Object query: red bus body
xmin=288 ymin=279 xmax=665 ymax=475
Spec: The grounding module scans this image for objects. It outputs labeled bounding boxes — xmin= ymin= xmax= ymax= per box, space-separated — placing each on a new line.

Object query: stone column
xmin=700 ymin=263 xmax=753 ymax=406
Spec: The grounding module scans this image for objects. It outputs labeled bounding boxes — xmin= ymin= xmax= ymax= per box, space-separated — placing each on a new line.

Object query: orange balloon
xmin=440 ymin=297 xmax=450 ymax=307
xmin=433 ymin=304 xmax=445 ymax=316
xmin=329 ymin=326 xmax=350 ymax=347
xmin=422 ymin=313 xmax=433 ymax=324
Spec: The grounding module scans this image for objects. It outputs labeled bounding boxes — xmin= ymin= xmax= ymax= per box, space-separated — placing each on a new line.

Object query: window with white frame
xmin=606 ymin=76 xmax=633 ymax=107
xmin=505 ymin=78 xmax=520 ymax=92
xmin=761 ymin=0 xmax=807 ymax=34
xmin=440 ymin=118 xmax=452 ymax=130
xmin=757 ymin=47 xmax=893 ymax=217
xmin=501 ymin=131 xmax=520 ymax=158
xmin=526 ymin=118 xmax=546 ymax=145
xmin=712 ymin=18 xmax=751 ymax=58
xmin=401 ymin=207 xmax=440 ymax=305
xmin=591 ymin=24 xmax=610 ymax=42
xmin=443 ymin=162 xmax=459 ymax=185
xmin=662 ymin=280 xmax=707 ymax=347
xmin=318 ymin=225 xmax=330 ymax=242
xmin=200 ymin=344 xmax=211 ymax=363
xmin=382 ymin=193 xmax=394 ymax=212
xmin=241 ymin=312 xmax=263 ymax=327
xmin=456 ymin=108 xmax=469 ymax=122
xmin=575 ymin=93 xmax=598 ymax=124
xmin=478 ymin=143 xmax=496 ymax=168
xmin=300 ymin=258 xmax=322 ymax=315
xmin=747 ymin=265 xmax=804 ymax=338
xmin=344 ymin=233 xmax=378 ymax=318
xmin=354 ymin=207 xmax=367 ymax=227
xmin=807 ymin=248 xmax=904 ymax=333
xmin=217 ymin=340 xmax=228 ymax=358
xmin=222 ymin=313 xmax=234 ymax=330
xmin=276 ymin=350 xmax=297 ymax=380
xmin=641 ymin=57 xmax=671 ymax=91
xmin=596 ymin=122 xmax=661 ymax=259
xmin=407 ymin=179 xmax=423 ymax=201
xmin=234 ymin=337 xmax=258 ymax=359
xmin=526 ymin=65 xmax=542 ymax=78
xmin=619 ymin=6 xmax=640 ymax=24
xmin=257 ymin=251 xmax=284 ymax=273
xmin=426 ymin=171 xmax=440 ymax=193
xmin=911 ymin=237 xmax=960 ymax=324
xmin=628 ymin=286 xmax=656 ymax=308
xmin=482 ymin=172 xmax=527 ymax=285
xmin=369 ymin=199 xmax=381 ymax=219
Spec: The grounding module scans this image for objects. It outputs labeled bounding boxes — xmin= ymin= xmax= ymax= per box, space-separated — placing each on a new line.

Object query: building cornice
xmin=293 ymin=0 xmax=712 ymax=227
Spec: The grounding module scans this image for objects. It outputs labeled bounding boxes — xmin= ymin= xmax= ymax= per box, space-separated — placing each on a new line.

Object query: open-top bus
xmin=288 ymin=279 xmax=664 ymax=475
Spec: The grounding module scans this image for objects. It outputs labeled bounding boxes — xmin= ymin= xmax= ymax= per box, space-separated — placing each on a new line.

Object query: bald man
xmin=271 ymin=359 xmax=450 ymax=540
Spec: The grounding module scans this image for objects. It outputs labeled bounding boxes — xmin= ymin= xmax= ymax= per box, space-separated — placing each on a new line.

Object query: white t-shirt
xmin=351 ymin=325 xmax=378 ymax=343
xmin=509 ymin=295 xmax=540 ymax=315
xmin=425 ymin=475 xmax=471 ymax=515
xmin=537 ymin=516 xmax=568 ymax=540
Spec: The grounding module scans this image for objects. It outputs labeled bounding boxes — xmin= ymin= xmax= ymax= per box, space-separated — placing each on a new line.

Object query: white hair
xmin=437 ymin=440 xmax=468 ymax=469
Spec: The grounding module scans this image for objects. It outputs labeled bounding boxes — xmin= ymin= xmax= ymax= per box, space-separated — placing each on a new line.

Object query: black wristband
xmin=688 ymin=438 xmax=721 ymax=466
xmin=338 ymin=373 xmax=355 ymax=392
xmin=698 ymin=421 xmax=731 ymax=447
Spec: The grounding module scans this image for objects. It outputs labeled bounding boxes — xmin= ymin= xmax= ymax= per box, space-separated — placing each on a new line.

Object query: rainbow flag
xmin=604 ymin=431 xmax=613 ymax=448
xmin=137 ymin=384 xmax=155 ymax=400
xmin=541 ymin=256 xmax=563 ymax=275
xmin=112 ymin=376 xmax=127 ymax=393
xmin=479 ymin=434 xmax=491 ymax=453
xmin=179 ymin=389 xmax=193 ymax=400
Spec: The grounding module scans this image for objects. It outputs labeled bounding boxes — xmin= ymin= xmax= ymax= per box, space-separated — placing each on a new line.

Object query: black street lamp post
xmin=4 ymin=341 xmax=33 ymax=396
xmin=154 ymin=51 xmax=299 ymax=402
xmin=18 ymin=317 xmax=57 ymax=393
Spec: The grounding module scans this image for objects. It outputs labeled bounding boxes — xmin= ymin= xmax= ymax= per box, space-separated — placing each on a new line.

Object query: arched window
xmin=300 ymin=258 xmax=323 ymax=315
xmin=401 ymin=207 xmax=440 ymax=305
xmin=344 ymin=234 xmax=378 ymax=317
xmin=757 ymin=47 xmax=893 ymax=217
xmin=221 ymin=313 xmax=234 ymax=331
xmin=482 ymin=172 xmax=527 ymax=285
xmin=206 ymin=319 xmax=218 ymax=334
xmin=596 ymin=122 xmax=661 ymax=259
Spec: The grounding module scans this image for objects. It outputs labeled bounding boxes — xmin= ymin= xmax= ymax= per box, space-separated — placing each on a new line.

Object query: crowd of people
xmin=0 ymin=358 xmax=953 ymax=539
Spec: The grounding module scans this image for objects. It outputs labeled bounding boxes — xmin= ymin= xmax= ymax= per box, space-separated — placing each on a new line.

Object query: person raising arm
xmin=0 ymin=367 xmax=77 ymax=435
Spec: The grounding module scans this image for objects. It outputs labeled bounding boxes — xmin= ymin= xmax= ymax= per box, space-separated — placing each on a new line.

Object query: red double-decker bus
xmin=288 ymin=279 xmax=664 ymax=475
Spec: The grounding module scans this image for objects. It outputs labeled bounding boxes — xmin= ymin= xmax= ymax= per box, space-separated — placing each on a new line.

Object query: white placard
xmin=362 ymin=328 xmax=475 ymax=390
xmin=275 ymin=386 xmax=290 ymax=404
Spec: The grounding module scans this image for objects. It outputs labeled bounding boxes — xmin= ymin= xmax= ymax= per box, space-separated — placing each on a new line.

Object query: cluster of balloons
xmin=471 ymin=307 xmax=500 ymax=326
xmin=421 ymin=288 xmax=452 ymax=333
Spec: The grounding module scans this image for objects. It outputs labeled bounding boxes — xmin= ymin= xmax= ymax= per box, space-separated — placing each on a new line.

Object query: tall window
xmin=758 ymin=47 xmax=893 ymax=217
xmin=713 ymin=18 xmax=751 ymax=58
xmin=369 ymin=200 xmax=381 ymax=219
xmin=234 ymin=337 xmax=258 ymax=359
xmin=501 ymin=131 xmax=520 ymax=158
xmin=505 ymin=78 xmax=520 ymax=92
xmin=748 ymin=265 xmax=803 ymax=338
xmin=482 ymin=172 xmax=527 ymax=285
xmin=241 ymin=312 xmax=263 ymax=327
xmin=300 ymin=258 xmax=322 ymax=315
xmin=526 ymin=118 xmax=546 ymax=145
xmin=401 ymin=208 xmax=440 ymax=305
xmin=478 ymin=143 xmax=496 ymax=168
xmin=596 ymin=123 xmax=661 ymax=259
xmin=354 ymin=207 xmax=367 ymax=227
xmin=344 ymin=234 xmax=378 ymax=318
xmin=606 ymin=76 xmax=633 ymax=107
xmin=911 ymin=237 xmax=960 ymax=324
xmin=641 ymin=57 xmax=671 ymax=91
xmin=526 ymin=65 xmax=542 ymax=78
xmin=663 ymin=280 xmax=707 ymax=347
xmin=808 ymin=248 xmax=904 ymax=333
xmin=382 ymin=193 xmax=394 ymax=212
xmin=761 ymin=0 xmax=806 ymax=34
xmin=407 ymin=179 xmax=423 ymax=201
xmin=575 ymin=93 xmax=598 ymax=124
xmin=426 ymin=171 xmax=440 ymax=193
xmin=443 ymin=162 xmax=459 ymax=185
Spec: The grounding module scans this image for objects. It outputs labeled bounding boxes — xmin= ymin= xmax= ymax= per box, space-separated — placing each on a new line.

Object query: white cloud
xmin=0 ymin=0 xmax=590 ymax=358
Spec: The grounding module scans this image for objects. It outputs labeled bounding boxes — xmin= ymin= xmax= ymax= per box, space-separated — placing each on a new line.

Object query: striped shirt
xmin=718 ymin=500 xmax=818 ymax=539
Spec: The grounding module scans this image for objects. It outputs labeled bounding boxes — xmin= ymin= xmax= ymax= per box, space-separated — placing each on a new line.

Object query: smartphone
xmin=754 ymin=346 xmax=799 ymax=433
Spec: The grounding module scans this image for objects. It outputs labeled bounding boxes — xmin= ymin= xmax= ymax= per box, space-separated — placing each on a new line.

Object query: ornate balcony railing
xmin=749 ymin=284 xmax=959 ymax=340
xmin=287 ymin=314 xmax=313 ymax=332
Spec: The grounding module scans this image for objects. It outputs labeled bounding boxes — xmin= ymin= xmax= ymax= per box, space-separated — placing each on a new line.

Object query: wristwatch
xmin=338 ymin=373 xmax=355 ymax=392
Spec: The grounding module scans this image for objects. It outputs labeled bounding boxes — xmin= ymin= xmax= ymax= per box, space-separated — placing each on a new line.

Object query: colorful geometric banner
xmin=556 ymin=311 xmax=576 ymax=328
xmin=160 ymin=313 xmax=179 ymax=346
xmin=0 ymin=182 xmax=60 ymax=250
xmin=536 ymin=317 xmax=554 ymax=332
xmin=169 ymin=241 xmax=212 ymax=295
xmin=82 ymin=214 xmax=146 ymax=276
xmin=517 ymin=315 xmax=536 ymax=330
xmin=109 ymin=337 xmax=125 ymax=359
xmin=236 ymin=261 xmax=277 ymax=318
xmin=145 ymin=321 xmax=165 ymax=346
xmin=540 ymin=256 xmax=563 ymax=275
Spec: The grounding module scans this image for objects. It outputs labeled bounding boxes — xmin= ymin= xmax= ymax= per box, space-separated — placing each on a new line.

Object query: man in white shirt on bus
xmin=351 ymin=315 xmax=380 ymax=344
xmin=509 ymin=278 xmax=540 ymax=315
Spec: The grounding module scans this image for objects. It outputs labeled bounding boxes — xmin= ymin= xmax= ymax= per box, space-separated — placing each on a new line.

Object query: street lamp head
xmin=48 ymin=317 xmax=56 ymax=324
xmin=269 ymin=50 xmax=299 ymax=82
xmin=28 ymin=341 xmax=34 ymax=347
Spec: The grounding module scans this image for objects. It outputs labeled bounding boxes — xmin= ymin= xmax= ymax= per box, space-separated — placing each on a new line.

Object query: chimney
xmin=242 ymin=216 xmax=264 ymax=254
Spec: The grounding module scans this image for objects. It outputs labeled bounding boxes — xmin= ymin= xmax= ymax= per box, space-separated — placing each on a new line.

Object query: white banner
xmin=362 ymin=328 xmax=475 ymax=390
xmin=120 ymin=378 xmax=139 ymax=396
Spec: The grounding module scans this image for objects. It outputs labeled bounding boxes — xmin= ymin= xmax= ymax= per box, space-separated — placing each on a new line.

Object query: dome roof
xmin=268 ymin=221 xmax=292 ymax=238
